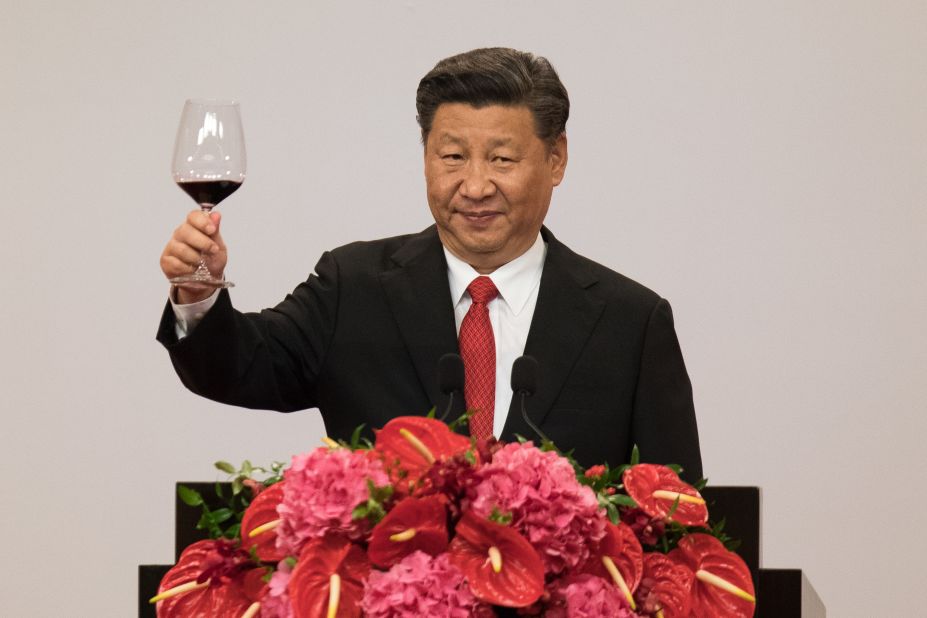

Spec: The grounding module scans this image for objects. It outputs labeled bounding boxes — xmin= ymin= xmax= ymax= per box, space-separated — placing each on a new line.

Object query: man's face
xmin=424 ymin=103 xmax=567 ymax=273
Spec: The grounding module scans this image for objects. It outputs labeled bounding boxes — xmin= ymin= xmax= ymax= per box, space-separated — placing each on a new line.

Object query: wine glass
xmin=170 ymin=99 xmax=246 ymax=289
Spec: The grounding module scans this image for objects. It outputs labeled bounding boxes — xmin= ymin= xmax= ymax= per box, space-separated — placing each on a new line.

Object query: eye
xmin=442 ymin=153 xmax=464 ymax=162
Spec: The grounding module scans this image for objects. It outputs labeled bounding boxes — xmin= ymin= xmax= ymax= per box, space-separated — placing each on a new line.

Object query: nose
xmin=459 ymin=161 xmax=496 ymax=200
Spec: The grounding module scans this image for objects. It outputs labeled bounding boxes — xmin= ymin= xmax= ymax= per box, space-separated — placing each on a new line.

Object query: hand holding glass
xmin=170 ymin=99 xmax=246 ymax=289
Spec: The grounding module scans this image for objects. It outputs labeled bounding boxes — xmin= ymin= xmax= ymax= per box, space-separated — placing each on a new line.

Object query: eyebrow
xmin=487 ymin=137 xmax=514 ymax=148
xmin=436 ymin=134 xmax=465 ymax=146
xmin=435 ymin=134 xmax=515 ymax=149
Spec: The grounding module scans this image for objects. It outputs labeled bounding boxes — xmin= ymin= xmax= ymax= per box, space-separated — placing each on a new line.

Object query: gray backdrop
xmin=2 ymin=1 xmax=925 ymax=616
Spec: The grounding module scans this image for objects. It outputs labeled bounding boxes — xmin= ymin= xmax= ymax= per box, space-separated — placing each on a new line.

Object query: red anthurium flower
xmin=633 ymin=552 xmax=694 ymax=618
xmin=447 ymin=511 xmax=544 ymax=608
xmin=669 ymin=533 xmax=756 ymax=617
xmin=289 ymin=535 xmax=370 ymax=618
xmin=375 ymin=416 xmax=472 ymax=491
xmin=622 ymin=464 xmax=708 ymax=527
xmin=367 ymin=495 xmax=449 ymax=568
xmin=153 ymin=539 xmax=263 ymax=617
xmin=240 ymin=481 xmax=286 ymax=563
xmin=581 ymin=521 xmax=643 ymax=609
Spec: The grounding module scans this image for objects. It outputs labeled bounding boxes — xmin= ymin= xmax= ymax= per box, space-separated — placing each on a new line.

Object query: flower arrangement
xmin=153 ymin=415 xmax=756 ymax=617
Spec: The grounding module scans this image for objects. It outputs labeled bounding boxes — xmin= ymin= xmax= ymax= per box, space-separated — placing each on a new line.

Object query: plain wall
xmin=2 ymin=1 xmax=925 ymax=615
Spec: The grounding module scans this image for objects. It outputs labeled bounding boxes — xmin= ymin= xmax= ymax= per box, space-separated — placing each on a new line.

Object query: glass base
xmin=169 ymin=273 xmax=234 ymax=289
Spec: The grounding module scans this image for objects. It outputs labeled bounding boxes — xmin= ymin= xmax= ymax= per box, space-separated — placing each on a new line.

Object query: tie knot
xmin=467 ymin=276 xmax=498 ymax=305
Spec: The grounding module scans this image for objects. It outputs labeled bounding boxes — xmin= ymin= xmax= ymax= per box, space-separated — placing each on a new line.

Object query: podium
xmin=139 ymin=483 xmax=825 ymax=617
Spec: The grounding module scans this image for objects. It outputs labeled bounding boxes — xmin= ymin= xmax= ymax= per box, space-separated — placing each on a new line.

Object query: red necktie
xmin=459 ymin=276 xmax=499 ymax=440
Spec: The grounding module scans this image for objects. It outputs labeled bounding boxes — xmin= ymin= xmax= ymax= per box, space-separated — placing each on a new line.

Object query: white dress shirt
xmin=171 ymin=289 xmax=219 ymax=339
xmin=172 ymin=234 xmax=548 ymax=438
xmin=444 ymin=234 xmax=546 ymax=438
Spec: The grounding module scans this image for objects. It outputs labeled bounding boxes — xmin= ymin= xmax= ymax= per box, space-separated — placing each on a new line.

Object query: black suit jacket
xmin=158 ymin=226 xmax=702 ymax=482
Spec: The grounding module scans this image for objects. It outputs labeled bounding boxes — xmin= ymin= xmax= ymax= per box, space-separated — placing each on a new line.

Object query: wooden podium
xmin=139 ymin=483 xmax=825 ymax=617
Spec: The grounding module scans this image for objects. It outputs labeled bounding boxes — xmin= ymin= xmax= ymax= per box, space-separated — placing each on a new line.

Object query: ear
xmin=549 ymin=133 xmax=568 ymax=186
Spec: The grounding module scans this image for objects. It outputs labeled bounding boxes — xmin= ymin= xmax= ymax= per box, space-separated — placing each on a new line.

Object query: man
xmin=158 ymin=48 xmax=702 ymax=482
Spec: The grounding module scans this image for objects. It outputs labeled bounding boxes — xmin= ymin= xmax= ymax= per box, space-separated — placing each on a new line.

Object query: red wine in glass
xmin=176 ymin=179 xmax=242 ymax=206
xmin=170 ymin=99 xmax=246 ymax=289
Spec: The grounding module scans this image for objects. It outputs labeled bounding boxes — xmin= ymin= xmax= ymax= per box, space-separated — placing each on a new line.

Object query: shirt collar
xmin=444 ymin=233 xmax=547 ymax=316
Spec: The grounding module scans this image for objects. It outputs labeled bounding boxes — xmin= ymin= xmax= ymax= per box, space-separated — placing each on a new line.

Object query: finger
xmin=174 ymin=222 xmax=220 ymax=254
xmin=207 ymin=211 xmax=226 ymax=252
xmin=160 ymin=254 xmax=198 ymax=279
xmin=185 ymin=209 xmax=218 ymax=235
xmin=165 ymin=237 xmax=207 ymax=266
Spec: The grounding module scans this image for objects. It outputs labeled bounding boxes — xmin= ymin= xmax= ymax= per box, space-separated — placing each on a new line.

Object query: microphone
xmin=437 ymin=353 xmax=465 ymax=421
xmin=511 ymin=355 xmax=550 ymax=444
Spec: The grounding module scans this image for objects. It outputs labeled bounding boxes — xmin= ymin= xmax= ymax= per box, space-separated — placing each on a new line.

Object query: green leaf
xmin=232 ymin=477 xmax=244 ymax=496
xmin=426 ymin=407 xmax=436 ymax=419
xmin=448 ymin=410 xmax=472 ymax=432
xmin=195 ymin=511 xmax=210 ymax=531
xmin=211 ymin=508 xmax=234 ymax=524
xmin=242 ymin=460 xmax=253 ymax=476
xmin=349 ymin=424 xmax=366 ymax=450
xmin=366 ymin=481 xmax=394 ymax=504
xmin=610 ymin=494 xmax=638 ymax=508
xmin=177 ymin=485 xmax=203 ymax=507
xmin=366 ymin=503 xmax=386 ymax=524
xmin=605 ymin=502 xmax=620 ymax=524
xmin=540 ymin=439 xmax=560 ymax=453
xmin=215 ymin=460 xmax=236 ymax=474
xmin=630 ymin=445 xmax=640 ymax=466
xmin=489 ymin=507 xmax=513 ymax=525
xmin=609 ymin=466 xmax=628 ymax=481
xmin=196 ymin=505 xmax=223 ymax=539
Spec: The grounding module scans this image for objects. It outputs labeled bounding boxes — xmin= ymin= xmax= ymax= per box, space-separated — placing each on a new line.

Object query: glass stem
xmin=194 ymin=204 xmax=216 ymax=279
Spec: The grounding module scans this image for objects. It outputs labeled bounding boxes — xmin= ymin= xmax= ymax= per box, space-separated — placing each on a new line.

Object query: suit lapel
xmin=501 ymin=228 xmax=606 ymax=441
xmin=378 ymin=226 xmax=460 ymax=413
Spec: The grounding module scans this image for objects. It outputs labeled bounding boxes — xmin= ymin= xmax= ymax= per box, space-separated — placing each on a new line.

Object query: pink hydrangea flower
xmin=260 ymin=560 xmax=294 ymax=618
xmin=362 ymin=551 xmax=492 ymax=618
xmin=547 ymin=574 xmax=642 ymax=618
xmin=276 ymin=447 xmax=389 ymax=555
xmin=469 ymin=442 xmax=607 ymax=575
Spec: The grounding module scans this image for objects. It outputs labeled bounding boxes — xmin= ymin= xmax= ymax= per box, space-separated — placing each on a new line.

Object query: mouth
xmin=456 ymin=210 xmax=502 ymax=223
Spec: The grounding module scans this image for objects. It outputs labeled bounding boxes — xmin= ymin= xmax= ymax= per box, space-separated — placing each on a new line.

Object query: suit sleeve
xmin=630 ymin=298 xmax=703 ymax=483
xmin=155 ymin=251 xmax=340 ymax=412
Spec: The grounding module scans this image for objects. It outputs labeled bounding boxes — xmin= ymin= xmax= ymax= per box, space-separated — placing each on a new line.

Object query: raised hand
xmin=161 ymin=210 xmax=228 ymax=304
